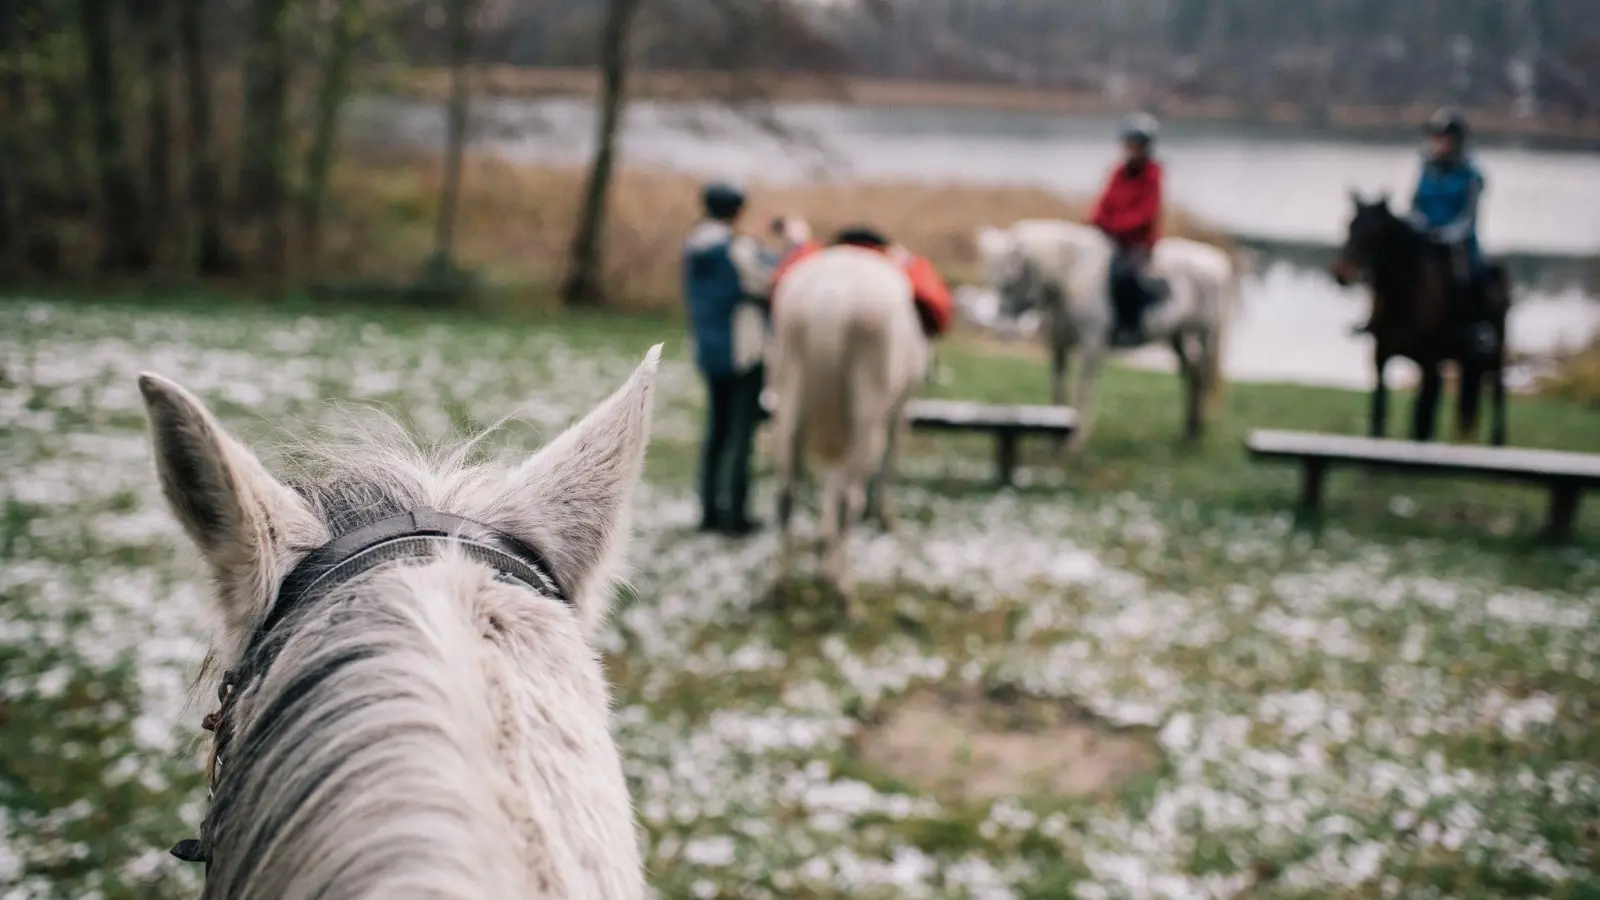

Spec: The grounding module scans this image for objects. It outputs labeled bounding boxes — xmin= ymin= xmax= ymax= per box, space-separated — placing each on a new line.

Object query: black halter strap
xmin=170 ymin=507 xmax=566 ymax=868
xmin=266 ymin=507 xmax=567 ymax=641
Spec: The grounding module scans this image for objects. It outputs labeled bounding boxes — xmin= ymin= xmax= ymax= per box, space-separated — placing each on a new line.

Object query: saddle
xmin=770 ymin=227 xmax=955 ymax=337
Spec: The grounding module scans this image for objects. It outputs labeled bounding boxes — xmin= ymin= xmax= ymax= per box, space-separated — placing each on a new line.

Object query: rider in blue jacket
xmin=1407 ymin=107 xmax=1496 ymax=359
xmin=683 ymin=182 xmax=778 ymax=536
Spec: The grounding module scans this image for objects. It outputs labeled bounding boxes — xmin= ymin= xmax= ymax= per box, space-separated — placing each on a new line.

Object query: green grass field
xmin=2 ymin=294 xmax=1597 ymax=899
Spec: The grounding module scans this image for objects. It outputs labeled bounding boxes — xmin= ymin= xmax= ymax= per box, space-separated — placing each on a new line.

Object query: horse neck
xmin=1369 ymin=219 xmax=1429 ymax=297
xmin=201 ymin=571 xmax=620 ymax=898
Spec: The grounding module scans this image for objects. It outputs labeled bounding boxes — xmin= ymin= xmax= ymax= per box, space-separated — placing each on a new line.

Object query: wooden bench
xmin=759 ymin=391 xmax=1077 ymax=487
xmin=1245 ymin=429 xmax=1600 ymax=542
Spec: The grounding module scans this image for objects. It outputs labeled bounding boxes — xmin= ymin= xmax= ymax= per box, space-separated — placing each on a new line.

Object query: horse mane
xmin=1365 ymin=203 xmax=1446 ymax=330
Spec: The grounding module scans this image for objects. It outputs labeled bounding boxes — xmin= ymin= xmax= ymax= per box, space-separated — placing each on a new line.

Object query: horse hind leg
xmin=817 ymin=465 xmax=859 ymax=618
xmin=1412 ymin=363 xmax=1444 ymax=442
xmin=1172 ymin=334 xmax=1202 ymax=444
xmin=865 ymin=411 xmax=906 ymax=532
xmin=831 ymin=415 xmax=893 ymax=619
xmin=1489 ymin=365 xmax=1508 ymax=447
xmin=1454 ymin=361 xmax=1484 ymax=443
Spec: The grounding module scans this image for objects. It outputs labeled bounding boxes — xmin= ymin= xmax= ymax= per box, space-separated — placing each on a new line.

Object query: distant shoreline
xmin=385 ymin=65 xmax=1600 ymax=151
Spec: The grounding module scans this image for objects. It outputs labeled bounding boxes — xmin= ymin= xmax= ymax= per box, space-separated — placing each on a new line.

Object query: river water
xmin=353 ymin=96 xmax=1600 ymax=390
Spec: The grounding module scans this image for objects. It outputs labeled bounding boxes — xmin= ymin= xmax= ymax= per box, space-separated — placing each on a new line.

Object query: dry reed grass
xmin=324 ymin=147 xmax=1230 ymax=311
xmin=1535 ymin=332 xmax=1600 ymax=407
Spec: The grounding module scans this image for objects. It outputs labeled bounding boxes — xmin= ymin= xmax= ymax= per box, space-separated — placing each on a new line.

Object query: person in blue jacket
xmin=683 ymin=182 xmax=779 ymax=536
xmin=1407 ymin=107 xmax=1497 ymax=359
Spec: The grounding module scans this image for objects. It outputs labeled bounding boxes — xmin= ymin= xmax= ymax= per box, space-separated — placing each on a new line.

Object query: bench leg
xmin=1295 ymin=459 xmax=1327 ymax=526
xmin=995 ymin=430 xmax=1019 ymax=488
xmin=1544 ymin=482 xmax=1580 ymax=544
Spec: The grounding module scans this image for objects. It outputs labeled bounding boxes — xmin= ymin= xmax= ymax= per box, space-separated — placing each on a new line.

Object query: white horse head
xmin=767 ymin=245 xmax=928 ymax=611
xmin=975 ymin=219 xmax=1110 ymax=322
xmin=142 ymin=350 xmax=659 ymax=899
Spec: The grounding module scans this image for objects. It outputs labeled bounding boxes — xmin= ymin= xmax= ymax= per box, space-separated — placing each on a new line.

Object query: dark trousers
xmin=1110 ymin=246 xmax=1151 ymax=332
xmin=699 ymin=365 xmax=764 ymax=526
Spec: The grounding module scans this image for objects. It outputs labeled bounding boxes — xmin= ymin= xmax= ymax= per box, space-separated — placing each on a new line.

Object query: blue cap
xmin=702 ymin=182 xmax=746 ymax=219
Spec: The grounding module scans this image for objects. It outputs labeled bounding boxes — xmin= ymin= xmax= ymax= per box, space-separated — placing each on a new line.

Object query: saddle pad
xmin=771 ymin=241 xmax=954 ymax=337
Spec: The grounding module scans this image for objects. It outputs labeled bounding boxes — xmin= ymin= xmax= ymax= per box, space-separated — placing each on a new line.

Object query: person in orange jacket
xmin=1089 ymin=112 xmax=1167 ymax=347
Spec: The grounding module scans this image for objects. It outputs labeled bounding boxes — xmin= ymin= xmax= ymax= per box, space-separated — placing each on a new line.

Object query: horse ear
xmin=138 ymin=373 xmax=323 ymax=636
xmin=492 ymin=345 xmax=661 ymax=631
xmin=1376 ymin=192 xmax=1391 ymax=209
xmin=1348 ymin=188 xmax=1365 ymax=208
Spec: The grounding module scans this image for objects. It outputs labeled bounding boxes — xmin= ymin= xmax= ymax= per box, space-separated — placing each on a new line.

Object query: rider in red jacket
xmin=1090 ymin=112 xmax=1166 ymax=346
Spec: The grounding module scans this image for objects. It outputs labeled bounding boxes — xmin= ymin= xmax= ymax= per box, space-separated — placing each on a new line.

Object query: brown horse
xmin=1331 ymin=191 xmax=1510 ymax=445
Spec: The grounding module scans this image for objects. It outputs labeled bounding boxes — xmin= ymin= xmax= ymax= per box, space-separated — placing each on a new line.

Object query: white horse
xmin=768 ymin=243 xmax=930 ymax=611
xmin=975 ymin=219 xmax=1238 ymax=452
xmin=141 ymin=349 xmax=659 ymax=898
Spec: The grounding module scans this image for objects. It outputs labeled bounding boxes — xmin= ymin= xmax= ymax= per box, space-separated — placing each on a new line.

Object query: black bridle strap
xmin=171 ymin=507 xmax=566 ymax=868
xmin=263 ymin=508 xmax=567 ymax=645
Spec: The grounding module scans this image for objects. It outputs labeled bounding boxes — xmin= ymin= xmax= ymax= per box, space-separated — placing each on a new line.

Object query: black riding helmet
xmin=1426 ymin=107 xmax=1469 ymax=142
xmin=702 ymin=182 xmax=746 ymax=220
xmin=1120 ymin=111 xmax=1160 ymax=148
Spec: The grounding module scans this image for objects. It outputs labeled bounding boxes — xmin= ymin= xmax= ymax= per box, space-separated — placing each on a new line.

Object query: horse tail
xmin=800 ymin=296 xmax=856 ymax=463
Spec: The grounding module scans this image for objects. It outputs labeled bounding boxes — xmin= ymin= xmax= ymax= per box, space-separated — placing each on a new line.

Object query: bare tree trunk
xmin=134 ymin=0 xmax=174 ymax=262
xmin=431 ymin=0 xmax=472 ymax=267
xmin=0 ymin=1 xmax=22 ymax=277
xmin=178 ymin=0 xmax=235 ymax=274
xmin=239 ymin=0 xmax=292 ymax=275
xmin=79 ymin=0 xmax=152 ymax=272
xmin=299 ymin=0 xmax=359 ymax=272
xmin=560 ymin=0 xmax=642 ymax=308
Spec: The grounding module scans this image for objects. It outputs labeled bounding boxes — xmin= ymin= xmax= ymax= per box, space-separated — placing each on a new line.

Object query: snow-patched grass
xmin=1 ymin=297 xmax=1596 ymax=900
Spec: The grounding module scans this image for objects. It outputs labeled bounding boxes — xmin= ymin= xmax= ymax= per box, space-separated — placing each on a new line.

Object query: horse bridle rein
xmin=169 ymin=507 xmax=568 ymax=869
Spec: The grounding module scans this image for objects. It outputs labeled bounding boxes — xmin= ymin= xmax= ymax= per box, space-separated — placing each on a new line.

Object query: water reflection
xmin=350 ymin=96 xmax=1600 ymax=258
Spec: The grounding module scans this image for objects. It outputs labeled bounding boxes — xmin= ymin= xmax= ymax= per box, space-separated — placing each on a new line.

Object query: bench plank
xmin=758 ymin=391 xmax=1077 ymax=433
xmin=1245 ymin=428 xmax=1598 ymax=541
xmin=1246 ymin=429 xmax=1600 ymax=484
xmin=901 ymin=398 xmax=1078 ymax=432
xmin=758 ymin=391 xmax=1077 ymax=486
